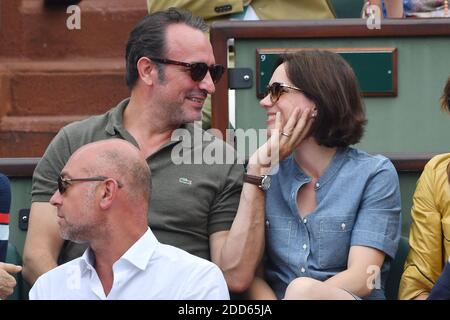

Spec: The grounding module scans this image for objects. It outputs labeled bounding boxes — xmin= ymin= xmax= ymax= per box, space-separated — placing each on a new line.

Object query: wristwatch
xmin=243 ymin=173 xmax=271 ymax=191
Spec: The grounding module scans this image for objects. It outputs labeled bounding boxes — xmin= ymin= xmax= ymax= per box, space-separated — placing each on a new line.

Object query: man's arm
xmin=209 ymin=175 xmax=266 ymax=293
xmin=22 ymin=202 xmax=64 ymax=285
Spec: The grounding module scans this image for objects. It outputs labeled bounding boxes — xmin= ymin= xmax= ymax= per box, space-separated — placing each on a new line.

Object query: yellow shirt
xmin=146 ymin=0 xmax=335 ymax=22
xmin=399 ymin=153 xmax=450 ymax=300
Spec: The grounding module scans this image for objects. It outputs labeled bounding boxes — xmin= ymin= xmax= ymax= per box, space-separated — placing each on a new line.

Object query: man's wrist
xmin=243 ymin=172 xmax=271 ymax=191
xmin=245 ymin=164 xmax=270 ymax=176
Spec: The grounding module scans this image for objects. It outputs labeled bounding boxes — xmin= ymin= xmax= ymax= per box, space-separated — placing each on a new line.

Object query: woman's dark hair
xmin=275 ymin=50 xmax=367 ymax=148
xmin=447 ymin=162 xmax=450 ymax=184
xmin=125 ymin=7 xmax=208 ymax=90
xmin=442 ymin=77 xmax=450 ymax=182
xmin=440 ymin=76 xmax=450 ymax=114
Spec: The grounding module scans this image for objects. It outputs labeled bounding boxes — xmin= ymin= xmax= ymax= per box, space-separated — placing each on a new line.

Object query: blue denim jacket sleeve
xmin=350 ymin=157 xmax=401 ymax=259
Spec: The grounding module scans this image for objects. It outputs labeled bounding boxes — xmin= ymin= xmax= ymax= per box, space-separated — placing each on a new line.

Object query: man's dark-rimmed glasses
xmin=149 ymin=57 xmax=225 ymax=84
xmin=57 ymin=176 xmax=122 ymax=195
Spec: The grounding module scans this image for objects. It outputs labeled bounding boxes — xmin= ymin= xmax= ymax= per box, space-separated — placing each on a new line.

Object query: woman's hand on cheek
xmin=278 ymin=107 xmax=313 ymax=159
xmin=247 ymin=108 xmax=313 ymax=174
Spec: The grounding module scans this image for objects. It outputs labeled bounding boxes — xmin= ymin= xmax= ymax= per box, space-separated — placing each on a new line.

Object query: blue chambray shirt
xmin=264 ymin=147 xmax=401 ymax=300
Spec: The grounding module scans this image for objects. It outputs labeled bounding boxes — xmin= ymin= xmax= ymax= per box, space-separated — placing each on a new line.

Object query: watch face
xmin=261 ymin=175 xmax=271 ymax=190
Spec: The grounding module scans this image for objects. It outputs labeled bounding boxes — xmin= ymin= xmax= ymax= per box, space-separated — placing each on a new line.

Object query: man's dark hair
xmin=275 ymin=50 xmax=367 ymax=148
xmin=125 ymin=7 xmax=208 ymax=89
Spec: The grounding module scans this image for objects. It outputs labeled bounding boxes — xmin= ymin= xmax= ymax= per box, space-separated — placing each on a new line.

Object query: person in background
xmin=403 ymin=0 xmax=449 ymax=18
xmin=0 ymin=262 xmax=22 ymax=300
xmin=363 ymin=0 xmax=404 ymax=18
xmin=0 ymin=173 xmax=10 ymax=263
xmin=246 ymin=50 xmax=401 ymax=300
xmin=146 ymin=1 xmax=335 ymax=23
xmin=146 ymin=1 xmax=336 ymax=130
xmin=399 ymin=77 xmax=450 ymax=300
xmin=0 ymin=173 xmax=22 ymax=300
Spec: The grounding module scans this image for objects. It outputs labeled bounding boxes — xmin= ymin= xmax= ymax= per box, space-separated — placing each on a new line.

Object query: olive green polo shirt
xmin=32 ymin=98 xmax=244 ymax=262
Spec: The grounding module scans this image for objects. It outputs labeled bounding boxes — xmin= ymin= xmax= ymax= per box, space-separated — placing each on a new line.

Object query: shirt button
xmin=341 ymin=223 xmax=346 ymax=230
xmin=265 ymin=220 xmax=270 ymax=227
xmin=300 ymin=267 xmax=306 ymax=273
xmin=214 ymin=4 xmax=232 ymax=13
xmin=303 ymin=218 xmax=307 ymax=224
xmin=302 ymin=244 xmax=307 ymax=250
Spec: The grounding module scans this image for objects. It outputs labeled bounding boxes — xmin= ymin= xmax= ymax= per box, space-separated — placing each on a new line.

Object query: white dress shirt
xmin=29 ymin=228 xmax=229 ymax=300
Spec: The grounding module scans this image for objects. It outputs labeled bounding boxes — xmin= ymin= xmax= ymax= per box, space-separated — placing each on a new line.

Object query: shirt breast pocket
xmin=319 ymin=217 xmax=354 ymax=269
xmin=266 ymin=215 xmax=293 ymax=266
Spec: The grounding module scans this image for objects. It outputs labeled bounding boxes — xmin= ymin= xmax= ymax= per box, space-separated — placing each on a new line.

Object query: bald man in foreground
xmin=29 ymin=140 xmax=229 ymax=300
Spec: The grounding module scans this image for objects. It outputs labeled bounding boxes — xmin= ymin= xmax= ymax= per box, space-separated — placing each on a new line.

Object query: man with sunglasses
xmin=29 ymin=140 xmax=229 ymax=299
xmin=23 ymin=8 xmax=267 ymax=295
xmin=147 ymin=1 xmax=336 ymax=130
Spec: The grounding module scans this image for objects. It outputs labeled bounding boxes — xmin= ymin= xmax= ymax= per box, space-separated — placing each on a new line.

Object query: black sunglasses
xmin=266 ymin=82 xmax=303 ymax=103
xmin=149 ymin=57 xmax=225 ymax=84
xmin=57 ymin=175 xmax=122 ymax=195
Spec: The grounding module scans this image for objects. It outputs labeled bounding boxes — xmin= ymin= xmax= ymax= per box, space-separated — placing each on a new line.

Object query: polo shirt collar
xmin=105 ymin=98 xmax=130 ymax=136
xmin=104 ymin=97 xmax=202 ymax=146
xmin=171 ymin=122 xmax=203 ymax=143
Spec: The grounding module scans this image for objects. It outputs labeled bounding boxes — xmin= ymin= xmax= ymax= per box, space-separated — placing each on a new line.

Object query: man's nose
xmin=199 ymin=71 xmax=215 ymax=94
xmin=49 ymin=190 xmax=62 ymax=206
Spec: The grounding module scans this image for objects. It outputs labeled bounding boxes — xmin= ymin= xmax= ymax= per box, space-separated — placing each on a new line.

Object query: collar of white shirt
xmin=79 ymin=227 xmax=156 ymax=276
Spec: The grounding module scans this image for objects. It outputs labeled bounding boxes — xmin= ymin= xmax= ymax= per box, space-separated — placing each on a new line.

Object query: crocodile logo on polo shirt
xmin=178 ymin=177 xmax=192 ymax=185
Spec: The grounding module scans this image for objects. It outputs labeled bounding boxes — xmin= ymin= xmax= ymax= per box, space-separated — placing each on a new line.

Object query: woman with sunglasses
xmin=246 ymin=50 xmax=401 ymax=300
xmin=399 ymin=77 xmax=450 ymax=300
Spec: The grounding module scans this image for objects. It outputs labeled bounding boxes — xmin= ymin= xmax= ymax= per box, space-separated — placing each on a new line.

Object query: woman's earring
xmin=311 ymin=108 xmax=318 ymax=118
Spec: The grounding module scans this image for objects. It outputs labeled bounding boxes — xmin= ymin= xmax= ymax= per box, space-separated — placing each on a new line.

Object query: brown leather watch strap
xmin=243 ymin=173 xmax=263 ymax=186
